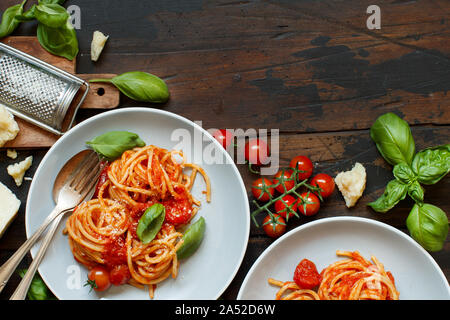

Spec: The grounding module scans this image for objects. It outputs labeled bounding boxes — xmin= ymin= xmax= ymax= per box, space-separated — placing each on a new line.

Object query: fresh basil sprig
xmin=0 ymin=0 xmax=78 ymax=60
xmin=406 ymin=203 xmax=449 ymax=252
xmin=90 ymin=72 xmax=170 ymax=104
xmin=86 ymin=131 xmax=146 ymax=161
xmin=177 ymin=217 xmax=206 ymax=260
xmin=369 ymin=112 xmax=449 ymax=252
xmin=0 ymin=0 xmax=26 ymax=38
xmin=136 ymin=204 xmax=165 ymax=244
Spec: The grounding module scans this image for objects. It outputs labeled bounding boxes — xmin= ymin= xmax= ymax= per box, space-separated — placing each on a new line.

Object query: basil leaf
xmin=35 ymin=3 xmax=69 ymax=28
xmin=177 ymin=217 xmax=206 ymax=260
xmin=136 ymin=204 xmax=165 ymax=244
xmin=90 ymin=71 xmax=170 ymax=103
xmin=407 ymin=181 xmax=424 ymax=204
xmin=393 ymin=163 xmax=417 ymax=185
xmin=15 ymin=4 xmax=36 ymax=22
xmin=37 ymin=20 xmax=78 ymax=60
xmin=367 ymin=179 xmax=408 ymax=213
xmin=18 ymin=269 xmax=57 ymax=300
xmin=86 ymin=131 xmax=145 ymax=161
xmin=411 ymin=144 xmax=450 ymax=185
xmin=0 ymin=0 xmax=26 ymax=39
xmin=370 ymin=112 xmax=415 ymax=166
xmin=406 ymin=203 xmax=448 ymax=252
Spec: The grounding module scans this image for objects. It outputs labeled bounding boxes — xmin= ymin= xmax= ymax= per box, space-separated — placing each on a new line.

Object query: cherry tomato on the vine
xmin=251 ymin=178 xmax=275 ymax=202
xmin=310 ymin=173 xmax=335 ymax=198
xmin=274 ymin=195 xmax=298 ymax=220
xmin=290 ymin=156 xmax=313 ymax=181
xmin=297 ymin=192 xmax=320 ymax=216
xmin=273 ymin=169 xmax=295 ymax=193
xmin=213 ymin=129 xmax=234 ymax=149
xmin=245 ymin=138 xmax=269 ymax=166
xmin=262 ymin=214 xmax=286 ymax=238
xmin=86 ymin=266 xmax=111 ymax=292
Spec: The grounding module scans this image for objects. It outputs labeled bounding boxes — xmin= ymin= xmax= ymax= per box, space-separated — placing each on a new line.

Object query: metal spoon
xmin=0 ymin=150 xmax=103 ymax=296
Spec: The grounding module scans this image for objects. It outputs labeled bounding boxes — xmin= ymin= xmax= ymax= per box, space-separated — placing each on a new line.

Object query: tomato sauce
xmin=162 ymin=186 xmax=192 ymax=226
xmin=293 ymin=259 xmax=321 ymax=289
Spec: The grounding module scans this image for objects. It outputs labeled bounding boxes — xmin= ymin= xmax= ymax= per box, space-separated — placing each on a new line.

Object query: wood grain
xmin=0 ymin=0 xmax=448 ymax=300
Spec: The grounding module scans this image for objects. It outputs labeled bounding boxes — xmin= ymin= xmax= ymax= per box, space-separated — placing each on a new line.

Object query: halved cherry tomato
xmin=86 ymin=266 xmax=111 ymax=292
xmin=293 ymin=259 xmax=321 ymax=289
xmin=251 ymin=178 xmax=275 ymax=202
xmin=274 ymin=195 xmax=297 ymax=220
xmin=262 ymin=214 xmax=286 ymax=238
xmin=213 ymin=129 xmax=234 ymax=149
xmin=273 ymin=169 xmax=295 ymax=193
xmin=289 ymin=156 xmax=313 ymax=181
xmin=109 ymin=264 xmax=131 ymax=286
xmin=297 ymin=192 xmax=320 ymax=216
xmin=245 ymin=138 xmax=269 ymax=166
xmin=310 ymin=173 xmax=335 ymax=198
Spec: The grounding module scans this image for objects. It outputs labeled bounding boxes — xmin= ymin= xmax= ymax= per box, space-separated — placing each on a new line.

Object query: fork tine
xmin=77 ymin=163 xmax=105 ymax=200
xmin=65 ymin=151 xmax=98 ymax=187
xmin=71 ymin=156 xmax=101 ymax=190
xmin=69 ymin=154 xmax=99 ymax=189
xmin=74 ymin=161 xmax=102 ymax=193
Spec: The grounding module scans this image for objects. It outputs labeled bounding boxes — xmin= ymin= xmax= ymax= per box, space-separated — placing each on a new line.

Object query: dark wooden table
xmin=0 ymin=0 xmax=448 ymax=300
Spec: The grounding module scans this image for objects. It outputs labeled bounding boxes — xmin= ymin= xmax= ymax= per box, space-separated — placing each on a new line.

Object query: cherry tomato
xmin=86 ymin=266 xmax=111 ymax=292
xmin=273 ymin=169 xmax=295 ymax=193
xmin=163 ymin=197 xmax=192 ymax=226
xmin=274 ymin=195 xmax=297 ymax=220
xmin=213 ymin=129 xmax=234 ymax=149
xmin=251 ymin=178 xmax=275 ymax=202
xmin=245 ymin=138 xmax=269 ymax=166
xmin=262 ymin=214 xmax=286 ymax=238
xmin=109 ymin=264 xmax=131 ymax=286
xmin=289 ymin=156 xmax=313 ymax=181
xmin=310 ymin=173 xmax=335 ymax=198
xmin=293 ymin=259 xmax=321 ymax=289
xmin=297 ymin=192 xmax=320 ymax=216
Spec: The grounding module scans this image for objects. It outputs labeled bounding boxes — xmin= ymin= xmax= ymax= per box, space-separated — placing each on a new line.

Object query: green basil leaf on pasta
xmin=86 ymin=131 xmax=146 ymax=161
xmin=136 ymin=204 xmax=166 ymax=244
xmin=177 ymin=217 xmax=206 ymax=260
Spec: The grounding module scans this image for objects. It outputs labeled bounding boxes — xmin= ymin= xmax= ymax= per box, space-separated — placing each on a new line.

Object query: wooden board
xmin=1 ymin=36 xmax=121 ymax=148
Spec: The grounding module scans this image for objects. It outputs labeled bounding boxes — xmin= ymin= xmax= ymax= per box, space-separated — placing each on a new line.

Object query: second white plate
xmin=237 ymin=217 xmax=449 ymax=300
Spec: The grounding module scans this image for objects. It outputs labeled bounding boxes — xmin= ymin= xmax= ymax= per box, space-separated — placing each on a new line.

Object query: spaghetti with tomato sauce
xmin=65 ymin=145 xmax=210 ymax=298
xmin=268 ymin=250 xmax=399 ymax=300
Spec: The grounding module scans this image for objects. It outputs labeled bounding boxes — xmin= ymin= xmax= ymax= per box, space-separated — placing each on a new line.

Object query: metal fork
xmin=0 ymin=150 xmax=103 ymax=295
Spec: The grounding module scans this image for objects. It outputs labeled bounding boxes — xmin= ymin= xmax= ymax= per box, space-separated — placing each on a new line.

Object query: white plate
xmin=237 ymin=217 xmax=449 ymax=300
xmin=26 ymin=107 xmax=250 ymax=300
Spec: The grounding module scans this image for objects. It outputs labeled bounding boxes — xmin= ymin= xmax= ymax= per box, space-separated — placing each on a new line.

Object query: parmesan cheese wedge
xmin=0 ymin=181 xmax=21 ymax=239
xmin=7 ymin=156 xmax=33 ymax=187
xmin=335 ymin=162 xmax=366 ymax=208
xmin=91 ymin=31 xmax=109 ymax=62
xmin=0 ymin=104 xmax=19 ymax=147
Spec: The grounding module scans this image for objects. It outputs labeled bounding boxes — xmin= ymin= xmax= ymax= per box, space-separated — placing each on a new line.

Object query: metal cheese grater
xmin=0 ymin=42 xmax=89 ymax=135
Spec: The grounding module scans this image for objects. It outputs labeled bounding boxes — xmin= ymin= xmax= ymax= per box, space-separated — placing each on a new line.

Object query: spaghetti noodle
xmin=269 ymin=250 xmax=399 ymax=300
xmin=65 ymin=145 xmax=210 ymax=298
